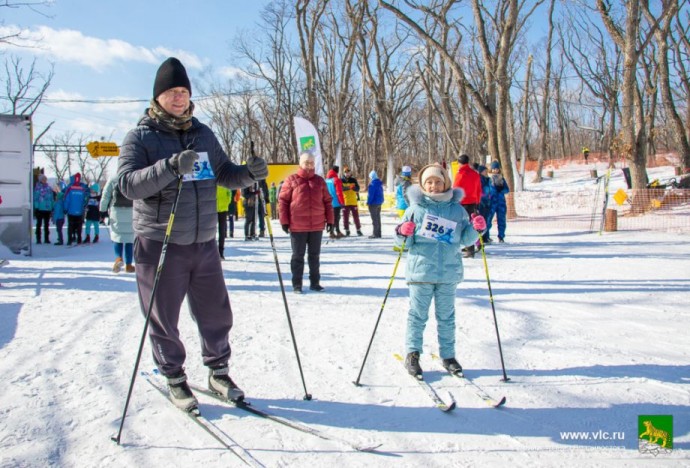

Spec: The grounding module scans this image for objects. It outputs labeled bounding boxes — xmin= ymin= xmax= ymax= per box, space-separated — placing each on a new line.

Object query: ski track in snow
xmin=1 ymin=164 xmax=689 ymax=467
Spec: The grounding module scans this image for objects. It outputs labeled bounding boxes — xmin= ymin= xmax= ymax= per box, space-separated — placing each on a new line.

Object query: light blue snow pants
xmin=406 ymin=282 xmax=458 ymax=359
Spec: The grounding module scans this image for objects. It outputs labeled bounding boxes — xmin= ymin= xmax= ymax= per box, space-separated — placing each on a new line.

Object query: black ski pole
xmin=478 ymin=235 xmax=510 ymax=382
xmin=111 ymin=175 xmax=185 ymax=444
xmin=353 ymin=216 xmax=411 ymax=386
xmin=252 ymin=142 xmax=312 ymax=400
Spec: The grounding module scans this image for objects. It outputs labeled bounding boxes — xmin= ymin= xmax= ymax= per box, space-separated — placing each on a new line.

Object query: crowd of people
xmin=28 ymin=56 xmax=510 ymax=414
xmin=33 ymin=173 xmax=106 ymax=247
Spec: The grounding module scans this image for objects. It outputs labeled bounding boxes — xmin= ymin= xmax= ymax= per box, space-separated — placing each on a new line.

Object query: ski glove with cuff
xmin=396 ymin=221 xmax=416 ymax=237
xmin=282 ymin=224 xmax=290 ymax=234
xmin=170 ymin=150 xmax=199 ymax=175
xmin=247 ymin=155 xmax=269 ymax=180
xmin=326 ymin=223 xmax=334 ymax=233
xmin=471 ymin=213 xmax=486 ymax=232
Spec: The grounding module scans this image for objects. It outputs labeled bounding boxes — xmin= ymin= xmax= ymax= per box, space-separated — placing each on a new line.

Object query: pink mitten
xmin=398 ymin=221 xmax=416 ymax=237
xmin=471 ymin=214 xmax=486 ymax=232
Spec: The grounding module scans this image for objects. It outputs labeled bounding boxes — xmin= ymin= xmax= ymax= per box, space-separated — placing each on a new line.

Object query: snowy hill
xmin=1 ymin=164 xmax=688 ymax=467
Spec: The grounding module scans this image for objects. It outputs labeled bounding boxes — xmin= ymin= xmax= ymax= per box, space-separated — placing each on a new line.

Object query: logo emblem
xmin=638 ymin=415 xmax=672 ymax=455
xmin=299 ymin=136 xmax=316 ymax=152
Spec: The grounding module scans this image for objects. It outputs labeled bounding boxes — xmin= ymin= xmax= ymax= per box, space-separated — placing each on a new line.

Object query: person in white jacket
xmin=100 ymin=177 xmax=135 ymax=273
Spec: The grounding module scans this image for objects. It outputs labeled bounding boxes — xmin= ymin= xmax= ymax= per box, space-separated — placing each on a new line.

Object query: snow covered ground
xmin=1 ymin=165 xmax=689 ymax=467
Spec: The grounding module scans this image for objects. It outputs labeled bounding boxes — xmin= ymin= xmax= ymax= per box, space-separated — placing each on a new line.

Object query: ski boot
xmin=167 ymin=372 xmax=198 ymax=413
xmin=208 ymin=366 xmax=245 ymax=402
xmin=442 ymin=357 xmax=463 ymax=375
xmin=405 ymin=351 xmax=423 ymax=379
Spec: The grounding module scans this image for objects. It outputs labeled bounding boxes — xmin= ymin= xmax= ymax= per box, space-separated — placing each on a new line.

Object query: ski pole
xmin=477 ymin=235 xmax=510 ymax=382
xmin=353 ymin=217 xmax=411 ymax=386
xmin=253 ymin=142 xmax=312 ymax=400
xmin=111 ymin=175 xmax=185 ymax=445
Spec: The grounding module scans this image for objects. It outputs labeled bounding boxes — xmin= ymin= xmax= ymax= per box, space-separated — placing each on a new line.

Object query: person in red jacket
xmin=452 ymin=154 xmax=483 ymax=258
xmin=279 ymin=153 xmax=334 ymax=293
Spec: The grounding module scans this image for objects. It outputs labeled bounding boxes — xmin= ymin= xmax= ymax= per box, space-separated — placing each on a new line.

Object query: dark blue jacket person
xmin=117 ymin=57 xmax=268 ymax=412
xmin=486 ymin=161 xmax=510 ymax=243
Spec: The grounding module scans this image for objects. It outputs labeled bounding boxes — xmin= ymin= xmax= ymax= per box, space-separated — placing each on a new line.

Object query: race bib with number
xmin=182 ymin=152 xmax=215 ymax=182
xmin=419 ymin=213 xmax=456 ymax=244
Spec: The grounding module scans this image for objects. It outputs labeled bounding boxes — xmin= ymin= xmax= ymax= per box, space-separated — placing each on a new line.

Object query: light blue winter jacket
xmin=33 ymin=181 xmax=54 ymax=212
xmin=100 ymin=177 xmax=134 ymax=244
xmin=395 ymin=185 xmax=478 ymax=284
xmin=395 ymin=176 xmax=411 ymax=210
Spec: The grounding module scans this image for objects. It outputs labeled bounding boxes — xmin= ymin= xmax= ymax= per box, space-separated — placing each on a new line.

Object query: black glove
xmin=247 ymin=155 xmax=269 ymax=180
xmin=327 ymin=223 xmax=334 ymax=233
xmin=282 ymin=224 xmax=290 ymax=234
xmin=169 ymin=150 xmax=199 ymax=175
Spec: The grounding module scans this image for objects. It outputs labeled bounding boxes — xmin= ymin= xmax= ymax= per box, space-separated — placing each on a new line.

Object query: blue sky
xmin=1 ymin=0 xmax=271 ymax=146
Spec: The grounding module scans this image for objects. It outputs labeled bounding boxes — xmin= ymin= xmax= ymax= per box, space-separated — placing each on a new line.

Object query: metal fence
xmin=507 ymin=186 xmax=690 ymax=235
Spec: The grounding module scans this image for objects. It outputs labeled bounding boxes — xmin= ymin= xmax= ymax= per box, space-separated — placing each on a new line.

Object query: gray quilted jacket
xmin=117 ymin=112 xmax=255 ymax=245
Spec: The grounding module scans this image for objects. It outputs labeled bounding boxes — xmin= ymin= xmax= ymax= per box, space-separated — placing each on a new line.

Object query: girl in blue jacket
xmin=394 ymin=166 xmax=412 ymax=218
xmin=395 ymin=163 xmax=485 ymax=378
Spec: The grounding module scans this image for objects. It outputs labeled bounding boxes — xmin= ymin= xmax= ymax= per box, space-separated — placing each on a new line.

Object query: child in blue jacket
xmin=83 ymin=183 xmax=101 ymax=243
xmin=63 ymin=173 xmax=88 ymax=245
xmin=52 ymin=188 xmax=66 ymax=245
xmin=394 ymin=165 xmax=412 ymax=218
xmin=395 ymin=163 xmax=485 ymax=378
xmin=486 ymin=161 xmax=510 ymax=243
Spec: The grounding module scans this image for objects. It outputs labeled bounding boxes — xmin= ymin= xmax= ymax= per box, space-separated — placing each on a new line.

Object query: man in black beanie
xmin=117 ymin=57 xmax=269 ymax=413
xmin=153 ymin=57 xmax=192 ymax=99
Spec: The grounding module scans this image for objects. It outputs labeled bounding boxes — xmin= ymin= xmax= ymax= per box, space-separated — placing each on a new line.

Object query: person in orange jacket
xmin=452 ymin=154 xmax=482 ymax=258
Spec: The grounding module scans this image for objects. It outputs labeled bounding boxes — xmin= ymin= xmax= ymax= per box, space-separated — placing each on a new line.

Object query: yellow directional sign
xmin=86 ymin=141 xmax=120 ymax=157
xmin=613 ymin=188 xmax=628 ymax=206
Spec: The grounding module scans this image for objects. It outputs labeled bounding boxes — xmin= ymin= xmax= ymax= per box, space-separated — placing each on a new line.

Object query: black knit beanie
xmin=153 ymin=57 xmax=192 ymax=99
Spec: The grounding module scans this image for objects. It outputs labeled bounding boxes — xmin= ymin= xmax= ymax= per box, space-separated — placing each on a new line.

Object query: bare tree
xmin=42 ymin=145 xmax=70 ymax=184
xmin=533 ymin=0 xmax=556 ymax=182
xmin=379 ymin=0 xmax=543 ymax=189
xmin=201 ymin=84 xmax=245 ymax=161
xmin=239 ymin=1 xmax=302 ymax=162
xmin=41 ymin=132 xmax=113 ymax=185
xmin=1 ymin=0 xmax=52 ymax=44
xmin=296 ymin=0 xmax=330 ymax=127
xmin=559 ymin=4 xmax=622 ymax=166
xmin=359 ymin=2 xmax=422 ymax=188
xmin=673 ymin=11 xmax=690 ymax=147
xmin=596 ymin=0 xmax=675 ymax=189
xmin=1 ymin=56 xmax=54 ymax=142
xmin=515 ymin=55 xmax=531 ymax=190
xmin=643 ymin=1 xmax=690 ymax=171
xmin=65 ymin=133 xmax=93 ymax=182
xmin=412 ymin=1 xmax=468 ymax=162
xmin=315 ymin=0 xmax=361 ymax=168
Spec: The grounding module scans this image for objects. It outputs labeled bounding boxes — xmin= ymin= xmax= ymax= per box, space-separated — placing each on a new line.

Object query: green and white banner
xmin=294 ymin=116 xmax=324 ymax=176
